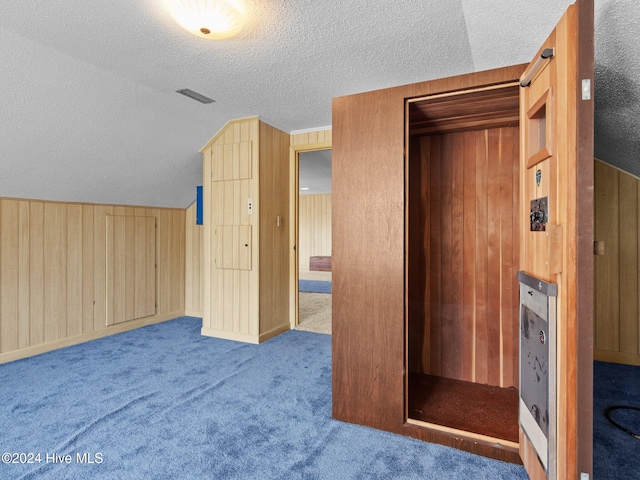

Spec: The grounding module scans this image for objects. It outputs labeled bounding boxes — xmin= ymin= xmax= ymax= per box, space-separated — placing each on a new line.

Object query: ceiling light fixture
xmin=164 ymin=0 xmax=245 ymax=40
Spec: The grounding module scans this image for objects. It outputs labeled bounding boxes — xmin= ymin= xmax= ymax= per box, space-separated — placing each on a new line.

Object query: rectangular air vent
xmin=176 ymin=89 xmax=215 ymax=104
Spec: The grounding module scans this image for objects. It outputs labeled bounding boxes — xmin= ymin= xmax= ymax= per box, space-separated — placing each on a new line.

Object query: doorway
xmin=288 ymin=131 xmax=332 ymax=333
xmin=296 ymin=150 xmax=332 ymax=334
xmin=405 ymin=84 xmax=521 ymax=449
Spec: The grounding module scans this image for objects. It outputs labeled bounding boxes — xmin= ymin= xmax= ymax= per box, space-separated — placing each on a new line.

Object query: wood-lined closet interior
xmin=406 ymin=85 xmax=521 ymax=445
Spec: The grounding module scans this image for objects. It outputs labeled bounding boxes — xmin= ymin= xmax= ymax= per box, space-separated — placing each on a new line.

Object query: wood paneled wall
xmin=298 ymin=194 xmax=332 ymax=269
xmin=0 ymin=198 xmax=185 ymax=363
xmin=407 ymin=127 xmax=519 ymax=388
xmin=594 ymin=159 xmax=640 ymax=366
xmin=201 ymin=117 xmax=290 ymax=343
xmin=185 ymin=201 xmax=203 ymax=316
xmin=258 ymin=121 xmax=290 ymax=336
xmin=291 ymin=129 xmax=332 ymax=148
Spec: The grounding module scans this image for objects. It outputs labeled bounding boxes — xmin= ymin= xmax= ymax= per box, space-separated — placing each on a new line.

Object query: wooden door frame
xmin=288 ymin=133 xmax=332 ymax=329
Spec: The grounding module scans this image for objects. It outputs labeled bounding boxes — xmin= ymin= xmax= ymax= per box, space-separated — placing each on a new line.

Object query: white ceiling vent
xmin=176 ymin=89 xmax=215 ymax=104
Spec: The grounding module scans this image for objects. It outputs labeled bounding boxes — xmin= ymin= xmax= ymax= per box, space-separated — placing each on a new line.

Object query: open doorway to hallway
xmin=296 ymin=149 xmax=332 ymax=334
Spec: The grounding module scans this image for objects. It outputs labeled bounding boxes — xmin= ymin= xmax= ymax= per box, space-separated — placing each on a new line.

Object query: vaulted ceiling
xmin=1 ymin=1 xmax=637 ymax=208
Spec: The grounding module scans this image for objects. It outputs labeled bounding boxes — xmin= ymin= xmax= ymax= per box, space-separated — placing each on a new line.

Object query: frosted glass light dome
xmin=165 ymin=0 xmax=244 ymax=39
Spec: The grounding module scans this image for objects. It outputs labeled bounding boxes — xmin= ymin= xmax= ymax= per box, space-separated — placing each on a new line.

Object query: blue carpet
xmin=299 ymin=279 xmax=331 ymax=294
xmin=0 ymin=317 xmax=527 ymax=479
xmin=593 ymin=361 xmax=640 ymax=479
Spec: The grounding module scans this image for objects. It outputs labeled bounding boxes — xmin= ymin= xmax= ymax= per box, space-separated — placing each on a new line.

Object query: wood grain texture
xmin=201 ymin=117 xmax=290 ymax=343
xmin=408 ymin=126 xmax=519 ymax=389
xmin=519 ymin=1 xmax=595 ymax=477
xmin=594 ymin=159 xmax=640 ymax=364
xmin=185 ymin=201 xmax=204 ymax=316
xmin=332 ymin=63 xmax=527 ymax=462
xmin=298 ymin=194 xmax=331 ymax=269
xmin=0 ymin=197 xmax=186 ymax=363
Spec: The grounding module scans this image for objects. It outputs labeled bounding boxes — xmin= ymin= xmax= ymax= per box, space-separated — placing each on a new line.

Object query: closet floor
xmin=408 ymin=373 xmax=519 ymax=443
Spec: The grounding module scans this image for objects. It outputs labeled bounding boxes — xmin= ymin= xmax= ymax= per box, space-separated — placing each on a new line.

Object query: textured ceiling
xmin=0 ymin=0 xmax=637 ymax=208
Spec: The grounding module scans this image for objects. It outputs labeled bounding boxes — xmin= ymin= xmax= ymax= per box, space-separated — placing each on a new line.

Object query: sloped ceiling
xmin=0 ymin=0 xmax=637 ymax=208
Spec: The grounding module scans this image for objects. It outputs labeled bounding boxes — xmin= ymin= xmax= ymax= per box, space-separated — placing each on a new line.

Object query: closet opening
xmin=405 ymin=83 xmax=521 ymax=449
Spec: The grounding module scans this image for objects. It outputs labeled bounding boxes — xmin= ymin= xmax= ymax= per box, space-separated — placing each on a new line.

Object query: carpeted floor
xmin=299 ymin=280 xmax=332 ymax=294
xmin=297 ymin=268 xmax=331 ymax=334
xmin=296 ymin=292 xmax=331 ymax=335
xmin=593 ymin=360 xmax=640 ymax=480
xmin=0 ymin=317 xmax=527 ymax=479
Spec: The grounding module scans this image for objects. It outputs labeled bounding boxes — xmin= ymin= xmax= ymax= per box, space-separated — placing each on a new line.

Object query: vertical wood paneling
xmin=29 ymin=202 xmax=44 ymax=346
xmin=44 ymin=203 xmax=67 ymax=343
xmin=462 ymin=131 xmax=477 ymax=382
xmin=298 ymin=194 xmax=332 ymax=269
xmin=410 ymin=126 xmax=519 ymax=388
xmin=82 ymin=205 xmax=94 ymax=335
xmin=107 ymin=213 xmax=159 ymax=325
xmin=66 ymin=204 xmax=83 ymax=337
xmin=594 ymin=160 xmax=640 ymax=365
xmin=184 ymin=202 xmax=203 ymax=316
xmin=440 ymin=134 xmax=454 ymax=379
xmin=429 ymin=135 xmax=443 ymax=376
xmin=1 ymin=200 xmax=19 ymax=353
xmin=93 ymin=205 xmax=109 ymax=329
xmin=486 ymin=129 xmax=501 ymax=387
xmin=594 ymin=161 xmax=619 ymax=352
xmin=474 ymin=130 xmax=489 ymax=385
xmin=619 ymin=172 xmax=638 ymax=354
xmin=0 ymin=197 xmax=185 ymax=363
xmin=202 ymin=117 xmax=289 ymax=343
xmin=18 ymin=202 xmax=30 ymax=348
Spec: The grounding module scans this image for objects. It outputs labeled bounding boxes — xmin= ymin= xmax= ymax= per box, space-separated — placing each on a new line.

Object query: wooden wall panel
xmin=298 ymin=194 xmax=332 ymax=269
xmin=518 ymin=2 xmax=594 ymax=477
xmin=0 ymin=197 xmax=186 ymax=364
xmin=106 ymin=215 xmax=157 ymax=326
xmin=201 ymin=117 xmax=289 ymax=343
xmin=594 ymin=159 xmax=640 ymax=365
xmin=184 ymin=201 xmax=204 ymax=316
xmin=408 ymin=127 xmax=519 ymax=388
xmin=258 ymin=121 xmax=290 ymax=335
xmin=291 ymin=129 xmax=332 ymax=148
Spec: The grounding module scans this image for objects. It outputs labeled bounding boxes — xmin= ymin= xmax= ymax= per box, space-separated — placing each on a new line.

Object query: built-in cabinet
xmin=332 ymin=1 xmax=593 ymax=478
xmin=200 ymin=117 xmax=290 ymax=343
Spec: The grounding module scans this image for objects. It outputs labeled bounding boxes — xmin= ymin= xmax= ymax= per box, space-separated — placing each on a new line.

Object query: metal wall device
xmin=518 ymin=271 xmax=557 ymax=478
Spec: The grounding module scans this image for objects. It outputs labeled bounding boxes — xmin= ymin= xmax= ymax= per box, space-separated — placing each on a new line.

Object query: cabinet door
xmin=518 ymin=0 xmax=594 ymax=478
xmin=106 ymin=215 xmax=157 ymax=325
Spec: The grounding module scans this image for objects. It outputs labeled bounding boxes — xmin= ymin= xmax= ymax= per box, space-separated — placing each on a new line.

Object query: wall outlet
xmin=581 ymin=473 xmax=589 ymax=480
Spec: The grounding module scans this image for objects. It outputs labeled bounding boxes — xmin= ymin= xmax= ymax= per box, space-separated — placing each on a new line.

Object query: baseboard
xmin=184 ymin=309 xmax=203 ymax=318
xmin=594 ymin=349 xmax=640 ymax=366
xmin=0 ymin=310 xmax=185 ymax=365
xmin=259 ymin=323 xmax=291 ymax=343
xmin=201 ymin=323 xmax=290 ymax=344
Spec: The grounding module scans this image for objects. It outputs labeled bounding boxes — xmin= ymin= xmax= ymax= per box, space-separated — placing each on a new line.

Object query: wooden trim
xmin=595 ymin=157 xmax=640 ymax=181
xmin=406 ymin=418 xmax=519 ymax=451
xmin=289 ymin=131 xmax=332 ymax=329
xmin=184 ymin=309 xmax=203 ymax=317
xmin=594 ymin=350 xmax=640 ymax=366
xmin=201 ymin=322 xmax=289 ymax=344
xmin=0 ymin=310 xmax=184 ymax=365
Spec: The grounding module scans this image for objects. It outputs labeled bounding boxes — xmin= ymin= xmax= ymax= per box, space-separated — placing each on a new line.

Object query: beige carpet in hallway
xmin=295 ymin=268 xmax=331 ymax=335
